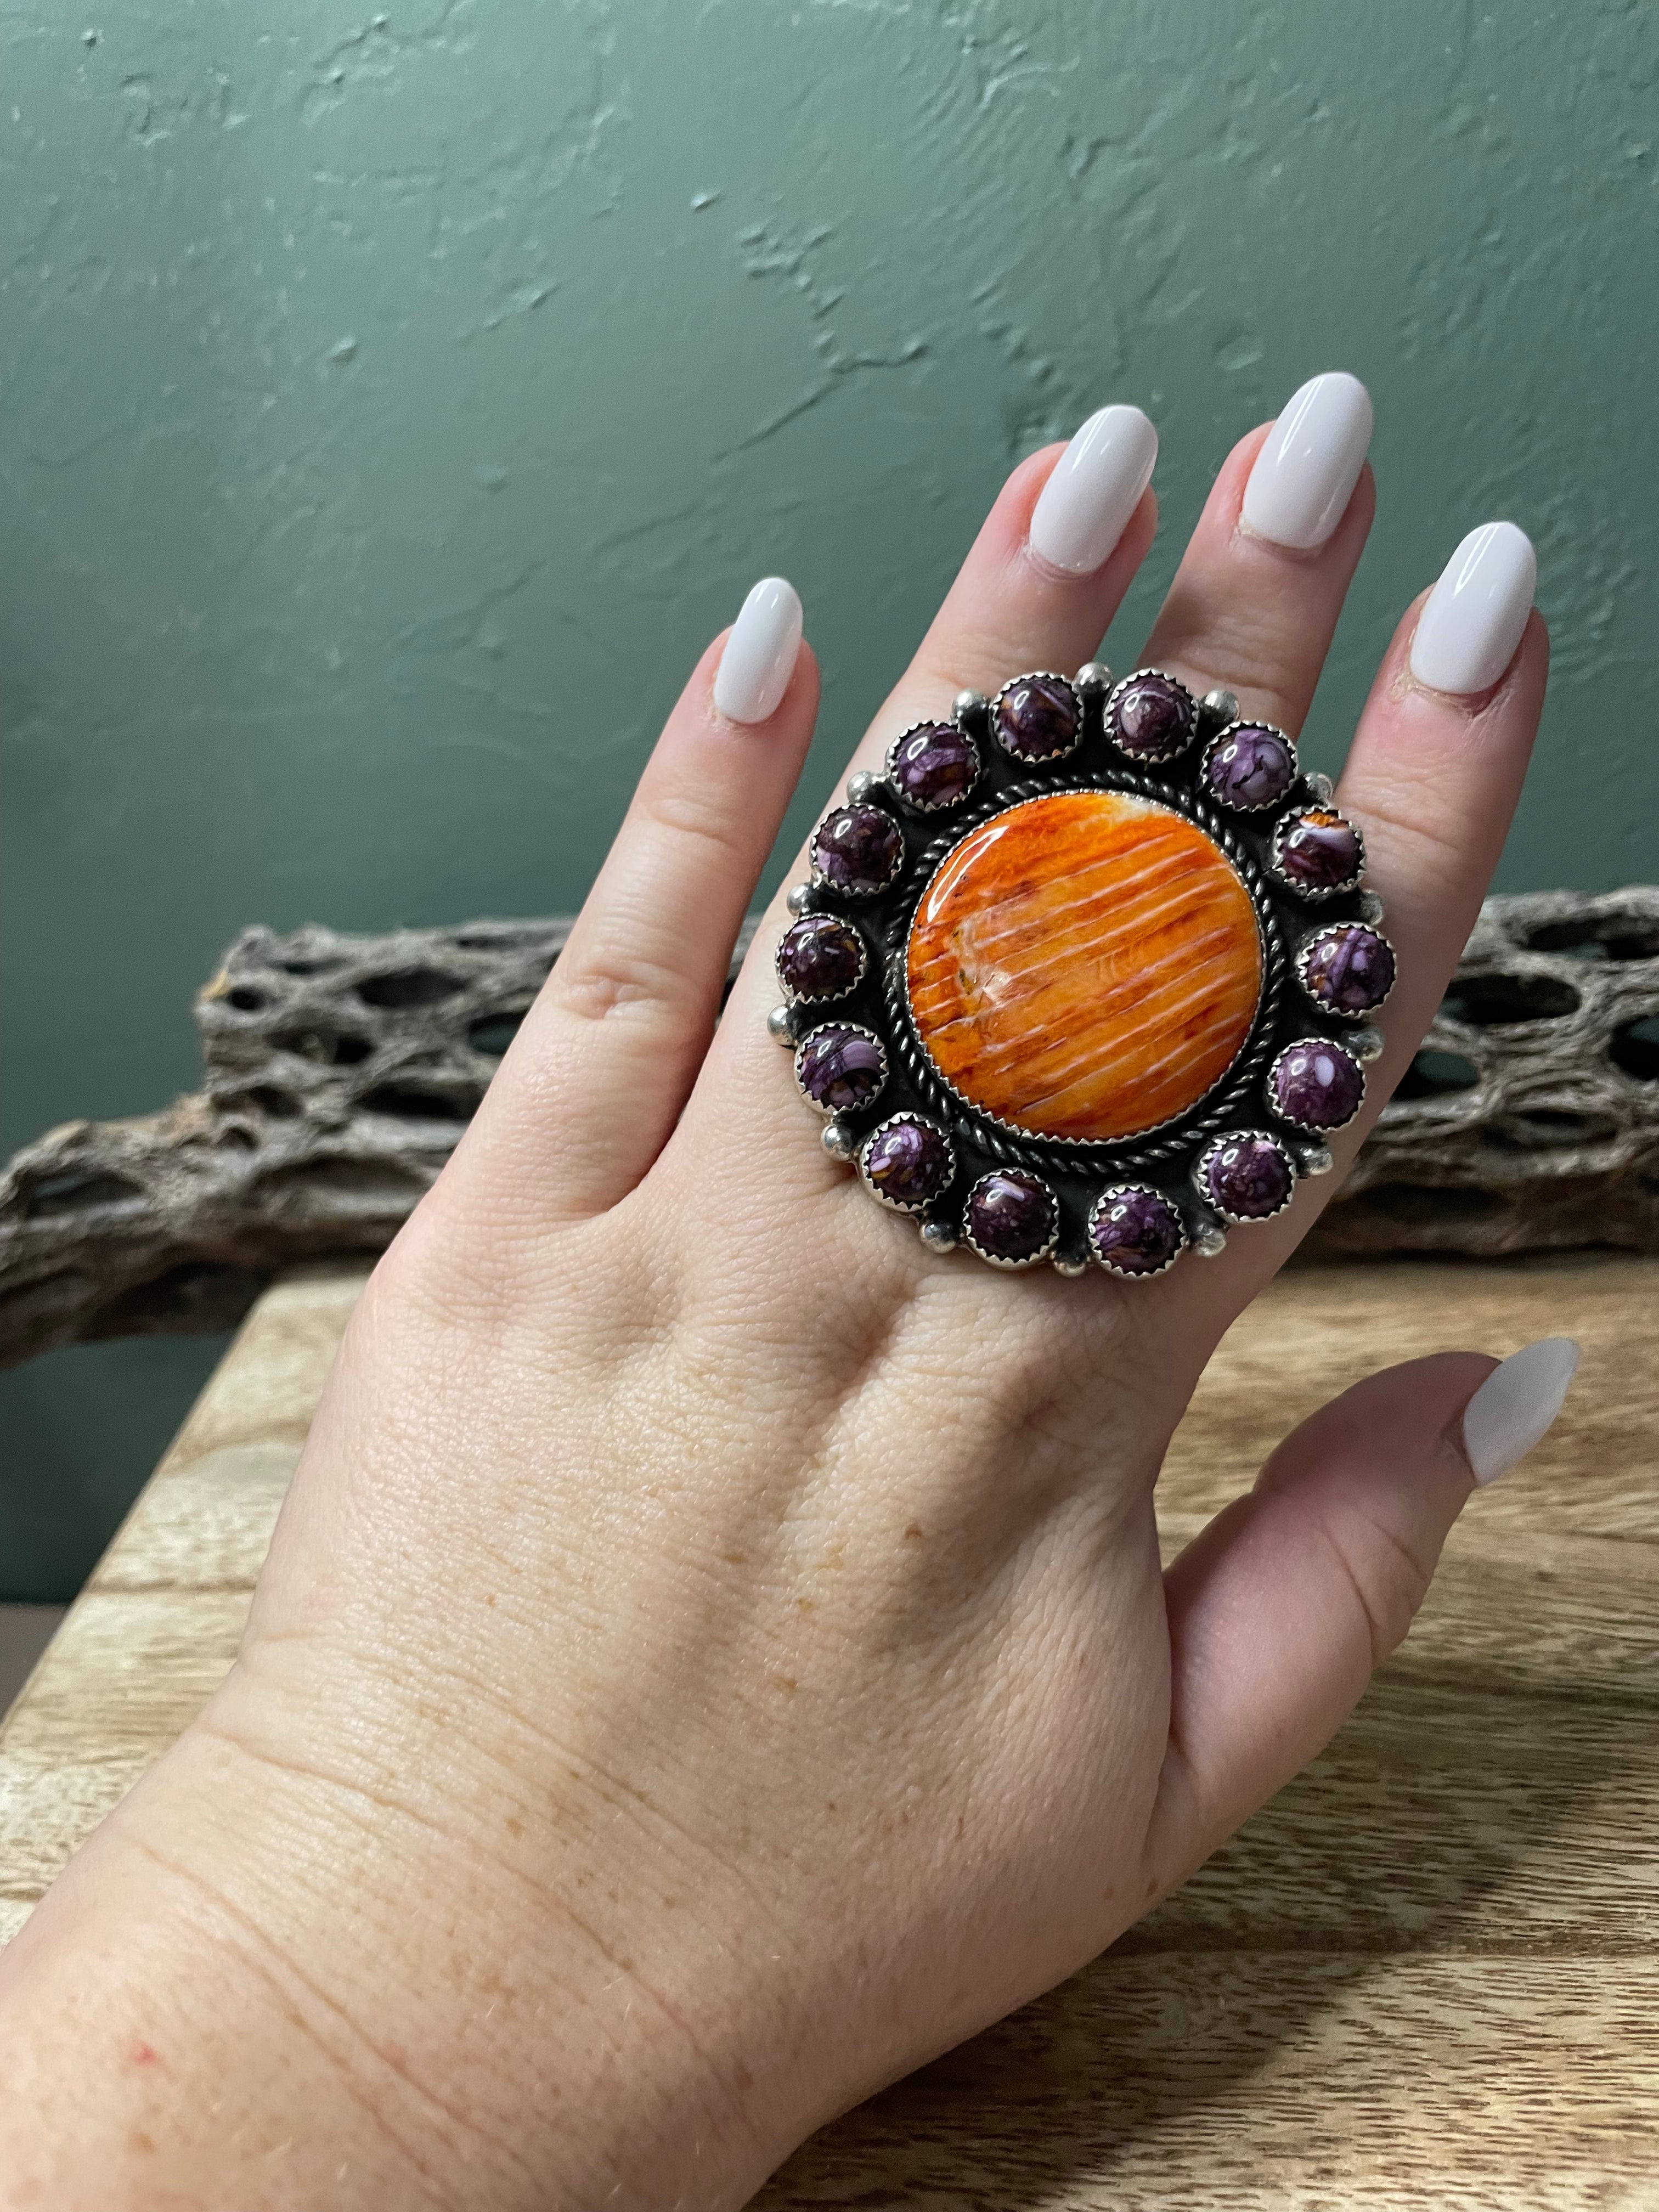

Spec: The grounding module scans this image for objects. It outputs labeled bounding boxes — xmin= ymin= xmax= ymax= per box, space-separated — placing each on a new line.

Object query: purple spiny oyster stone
xmin=1204 ymin=722 xmax=1296 ymax=811
xmin=1301 ymin=924 xmax=1395 ymax=1015
xmin=1275 ymin=809 xmax=1363 ymax=895
xmin=776 ymin=915 xmax=865 ymax=1002
xmin=795 ymin=1024 xmax=886 ymax=1114
xmin=964 ymin=1169 xmax=1057 ymax=1263
xmin=1271 ymin=1040 xmax=1365 ymax=1131
xmin=1107 ymin=671 xmax=1196 ymax=761
xmin=1088 ymin=1186 xmax=1184 ymax=1277
xmin=861 ymin=1116 xmax=953 ymax=1211
xmin=888 ymin=721 xmax=980 ymax=811
xmin=993 ymin=674 xmax=1081 ymax=762
xmin=1201 ymin=1133 xmax=1295 ymax=1221
xmin=811 ymin=804 xmax=904 ymax=896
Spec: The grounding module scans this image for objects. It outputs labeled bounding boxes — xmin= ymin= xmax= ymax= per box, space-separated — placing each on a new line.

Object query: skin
xmin=0 ymin=421 xmax=1548 ymax=2209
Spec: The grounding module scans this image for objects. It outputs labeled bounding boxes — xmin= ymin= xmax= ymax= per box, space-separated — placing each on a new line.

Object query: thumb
xmin=1143 ymin=1338 xmax=1580 ymax=1898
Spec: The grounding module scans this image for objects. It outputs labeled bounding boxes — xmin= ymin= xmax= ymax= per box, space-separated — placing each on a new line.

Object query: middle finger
xmin=1138 ymin=370 xmax=1376 ymax=738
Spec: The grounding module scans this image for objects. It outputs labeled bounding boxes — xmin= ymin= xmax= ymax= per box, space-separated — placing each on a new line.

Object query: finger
xmin=1136 ymin=371 xmax=1376 ymax=738
xmin=832 ymin=405 xmax=1160 ymax=788
xmin=462 ymin=580 xmax=818 ymax=1220
xmin=1142 ymin=1339 xmax=1578 ymax=1895
xmin=1336 ymin=522 xmax=1544 ymax=1056
xmin=1167 ymin=526 xmax=1545 ymax=1331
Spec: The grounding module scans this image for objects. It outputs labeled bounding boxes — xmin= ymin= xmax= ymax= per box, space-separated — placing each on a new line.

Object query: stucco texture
xmin=3 ymin=0 xmax=1656 ymax=1595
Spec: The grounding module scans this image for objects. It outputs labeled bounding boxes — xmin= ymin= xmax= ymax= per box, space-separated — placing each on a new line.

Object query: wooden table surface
xmin=3 ymin=1255 xmax=1656 ymax=2205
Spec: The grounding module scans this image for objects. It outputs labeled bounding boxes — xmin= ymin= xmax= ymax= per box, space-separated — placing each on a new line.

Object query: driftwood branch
xmin=3 ymin=893 xmax=1657 ymax=1366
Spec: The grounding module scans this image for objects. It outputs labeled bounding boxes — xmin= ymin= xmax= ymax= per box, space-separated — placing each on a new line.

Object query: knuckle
xmin=545 ymin=940 xmax=703 ymax=1028
xmin=1148 ymin=612 xmax=1311 ymax=733
xmin=1320 ymin=1504 xmax=1436 ymax=1669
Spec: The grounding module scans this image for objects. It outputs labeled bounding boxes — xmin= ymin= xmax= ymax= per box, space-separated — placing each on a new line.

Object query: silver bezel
xmin=808 ymin=804 xmax=905 ymax=898
xmin=1193 ymin=1128 xmax=1298 ymax=1224
xmin=1086 ymin=1183 xmax=1188 ymax=1280
xmin=989 ymin=670 xmax=1084 ymax=765
xmin=774 ymin=915 xmax=868 ymax=1005
xmin=857 ymin=1113 xmax=957 ymax=1215
xmin=793 ymin=1022 xmax=889 ymax=1117
xmin=1267 ymin=1037 xmax=1366 ymax=1133
xmin=884 ymin=718 xmax=983 ymax=814
xmin=960 ymin=1169 xmax=1060 ymax=1269
xmin=1294 ymin=921 xmax=1397 ymax=1020
xmin=1104 ymin=667 xmax=1200 ymax=764
xmin=1268 ymin=807 xmax=1366 ymax=901
xmin=1199 ymin=719 xmax=1300 ymax=814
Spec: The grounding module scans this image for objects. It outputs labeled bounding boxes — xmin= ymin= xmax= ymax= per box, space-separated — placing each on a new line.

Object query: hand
xmin=0 ymin=381 xmax=1560 ymax=2210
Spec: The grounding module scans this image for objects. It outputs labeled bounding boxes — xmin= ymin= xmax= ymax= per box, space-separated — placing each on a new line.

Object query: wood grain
xmin=2 ymin=1255 xmax=1656 ymax=2203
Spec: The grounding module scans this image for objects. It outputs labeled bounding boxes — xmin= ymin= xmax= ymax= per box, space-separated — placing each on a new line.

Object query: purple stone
xmin=1205 ymin=723 xmax=1296 ymax=811
xmin=1088 ymin=1186 xmax=1184 ymax=1277
xmin=776 ymin=915 xmax=865 ymax=1002
xmin=862 ymin=1116 xmax=952 ymax=1210
xmin=1302 ymin=924 xmax=1396 ymax=1015
xmin=1203 ymin=1133 xmax=1294 ymax=1221
xmin=1276 ymin=809 xmax=1362 ymax=895
xmin=965 ymin=1169 xmax=1056 ymax=1263
xmin=795 ymin=1024 xmax=885 ymax=1114
xmin=994 ymin=674 xmax=1080 ymax=762
xmin=1108 ymin=671 xmax=1196 ymax=761
xmin=889 ymin=721 xmax=980 ymax=811
xmin=811 ymin=804 xmax=904 ymax=896
xmin=1271 ymin=1041 xmax=1365 ymax=1131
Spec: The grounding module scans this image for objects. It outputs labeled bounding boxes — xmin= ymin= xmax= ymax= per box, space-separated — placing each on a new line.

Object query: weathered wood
xmin=3 ymin=1255 xmax=1656 ymax=2203
xmin=0 ymin=921 xmax=591 ymax=1366
xmin=3 ymin=890 xmax=1657 ymax=1365
xmin=1319 ymin=885 xmax=1659 ymax=1260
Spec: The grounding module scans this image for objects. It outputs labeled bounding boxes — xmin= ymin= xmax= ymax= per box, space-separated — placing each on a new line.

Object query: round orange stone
xmin=906 ymin=791 xmax=1262 ymax=1143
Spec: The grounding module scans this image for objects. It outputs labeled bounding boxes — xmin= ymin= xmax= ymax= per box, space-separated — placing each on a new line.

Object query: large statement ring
xmin=770 ymin=667 xmax=1395 ymax=1278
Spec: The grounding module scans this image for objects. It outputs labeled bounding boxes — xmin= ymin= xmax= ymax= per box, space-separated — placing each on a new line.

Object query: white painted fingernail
xmin=1463 ymin=1336 xmax=1579 ymax=1485
xmin=1409 ymin=521 xmax=1536 ymax=696
xmin=1028 ymin=404 xmax=1158 ymax=575
xmin=1241 ymin=371 xmax=1373 ymax=550
xmin=712 ymin=577 xmax=803 ymax=724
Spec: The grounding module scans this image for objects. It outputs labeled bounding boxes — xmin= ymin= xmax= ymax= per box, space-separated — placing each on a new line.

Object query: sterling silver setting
xmin=776 ymin=663 xmax=1393 ymax=1278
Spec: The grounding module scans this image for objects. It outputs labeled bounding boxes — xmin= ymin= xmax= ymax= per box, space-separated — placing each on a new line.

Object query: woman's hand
xmin=0 ymin=380 xmax=1560 ymax=2210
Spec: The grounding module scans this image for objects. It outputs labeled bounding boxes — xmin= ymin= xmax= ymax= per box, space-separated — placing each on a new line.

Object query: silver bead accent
xmin=846 ymin=769 xmax=881 ymax=805
xmin=766 ymin=1005 xmax=798 ymax=1046
xmin=1053 ymin=1255 xmax=1090 ymax=1277
xmin=1358 ymin=890 xmax=1386 ymax=924
xmin=1299 ymin=1141 xmax=1335 ymax=1177
xmin=1201 ymin=687 xmax=1240 ymax=725
xmin=919 ymin=1219 xmax=958 ymax=1254
xmin=821 ymin=1119 xmax=858 ymax=1162
xmin=1195 ymin=1224 xmax=1229 ymax=1259
xmin=1308 ymin=771 xmax=1335 ymax=803
xmin=952 ymin=689 xmax=988 ymax=723
xmin=785 ymin=883 xmax=812 ymax=916
xmin=1352 ymin=1024 xmax=1386 ymax=1063
xmin=1074 ymin=661 xmax=1113 ymax=697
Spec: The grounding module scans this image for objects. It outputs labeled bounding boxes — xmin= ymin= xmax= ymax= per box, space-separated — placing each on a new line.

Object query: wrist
xmin=1 ymin=1691 xmax=803 ymax=2211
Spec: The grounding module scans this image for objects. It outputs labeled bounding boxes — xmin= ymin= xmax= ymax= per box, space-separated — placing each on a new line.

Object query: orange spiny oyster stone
xmin=906 ymin=791 xmax=1262 ymax=1143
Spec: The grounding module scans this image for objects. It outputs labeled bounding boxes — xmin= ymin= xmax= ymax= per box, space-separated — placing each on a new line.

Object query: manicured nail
xmin=1409 ymin=521 xmax=1536 ymax=696
xmin=1028 ymin=404 xmax=1158 ymax=575
xmin=1463 ymin=1336 xmax=1579 ymax=1485
xmin=1240 ymin=371 xmax=1373 ymax=550
xmin=712 ymin=577 xmax=803 ymax=724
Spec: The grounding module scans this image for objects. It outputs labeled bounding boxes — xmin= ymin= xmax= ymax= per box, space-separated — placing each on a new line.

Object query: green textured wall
xmin=3 ymin=1 xmax=1656 ymax=1598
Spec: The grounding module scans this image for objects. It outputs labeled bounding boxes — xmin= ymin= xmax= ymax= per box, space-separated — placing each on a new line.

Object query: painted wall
xmin=3 ymin=0 xmax=1655 ymax=1597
